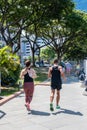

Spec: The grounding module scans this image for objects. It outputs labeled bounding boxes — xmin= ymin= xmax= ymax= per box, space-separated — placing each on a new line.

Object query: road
xmin=0 ymin=76 xmax=87 ymax=130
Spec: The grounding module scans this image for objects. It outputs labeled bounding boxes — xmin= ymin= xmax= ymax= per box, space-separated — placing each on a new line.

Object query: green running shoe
xmin=56 ymin=105 xmax=60 ymax=109
xmin=50 ymin=103 xmax=54 ymax=111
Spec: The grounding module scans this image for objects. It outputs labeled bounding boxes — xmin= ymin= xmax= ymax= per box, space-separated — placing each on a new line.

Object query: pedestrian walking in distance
xmin=48 ymin=59 xmax=65 ymax=111
xmin=20 ymin=60 xmax=37 ymax=111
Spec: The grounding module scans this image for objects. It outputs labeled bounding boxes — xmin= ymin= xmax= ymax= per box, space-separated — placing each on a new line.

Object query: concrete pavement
xmin=0 ymin=76 xmax=87 ymax=130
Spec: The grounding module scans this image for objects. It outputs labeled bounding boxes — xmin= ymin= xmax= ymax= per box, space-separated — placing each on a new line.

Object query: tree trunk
xmin=57 ymin=51 xmax=61 ymax=63
xmin=32 ymin=49 xmax=35 ymax=67
xmin=38 ymin=48 xmax=40 ymax=67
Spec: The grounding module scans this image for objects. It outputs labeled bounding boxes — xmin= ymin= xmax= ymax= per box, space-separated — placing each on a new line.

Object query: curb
xmin=0 ymin=82 xmax=50 ymax=106
xmin=0 ymin=89 xmax=24 ymax=106
xmin=35 ymin=83 xmax=50 ymax=86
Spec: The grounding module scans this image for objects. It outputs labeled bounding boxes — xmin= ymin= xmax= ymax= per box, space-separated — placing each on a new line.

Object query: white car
xmin=35 ymin=61 xmax=43 ymax=67
xmin=44 ymin=62 xmax=51 ymax=67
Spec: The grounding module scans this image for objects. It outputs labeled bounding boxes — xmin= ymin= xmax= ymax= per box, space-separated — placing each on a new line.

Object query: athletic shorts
xmin=51 ymin=83 xmax=62 ymax=90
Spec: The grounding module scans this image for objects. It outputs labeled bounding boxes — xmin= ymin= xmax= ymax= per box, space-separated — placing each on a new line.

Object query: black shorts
xmin=51 ymin=83 xmax=62 ymax=90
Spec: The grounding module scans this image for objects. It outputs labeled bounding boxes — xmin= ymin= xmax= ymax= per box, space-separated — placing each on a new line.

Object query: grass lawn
xmin=0 ymin=67 xmax=49 ymax=96
xmin=34 ymin=67 xmax=48 ymax=84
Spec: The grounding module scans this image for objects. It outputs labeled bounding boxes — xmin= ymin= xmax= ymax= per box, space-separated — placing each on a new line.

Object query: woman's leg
xmin=28 ymin=85 xmax=34 ymax=104
xmin=24 ymin=83 xmax=34 ymax=110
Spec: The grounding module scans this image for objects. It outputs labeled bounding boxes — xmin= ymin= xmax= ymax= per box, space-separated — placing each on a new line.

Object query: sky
xmin=73 ymin=0 xmax=87 ymax=12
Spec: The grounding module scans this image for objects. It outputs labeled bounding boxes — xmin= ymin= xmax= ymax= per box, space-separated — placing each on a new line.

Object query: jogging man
xmin=48 ymin=59 xmax=65 ymax=111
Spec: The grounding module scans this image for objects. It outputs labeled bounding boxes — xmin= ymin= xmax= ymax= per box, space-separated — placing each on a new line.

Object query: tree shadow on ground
xmin=52 ymin=108 xmax=83 ymax=116
xmin=30 ymin=110 xmax=50 ymax=116
xmin=0 ymin=110 xmax=6 ymax=119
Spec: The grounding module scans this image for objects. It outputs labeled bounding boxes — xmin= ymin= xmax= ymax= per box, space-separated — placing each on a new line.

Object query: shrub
xmin=0 ymin=46 xmax=21 ymax=86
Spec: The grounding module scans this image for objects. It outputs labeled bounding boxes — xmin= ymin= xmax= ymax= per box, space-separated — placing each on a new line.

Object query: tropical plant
xmin=0 ymin=46 xmax=20 ymax=86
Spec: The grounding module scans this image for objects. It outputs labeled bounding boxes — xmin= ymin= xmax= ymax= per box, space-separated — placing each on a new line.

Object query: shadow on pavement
xmin=0 ymin=110 xmax=6 ymax=119
xmin=31 ymin=110 xmax=50 ymax=116
xmin=52 ymin=108 xmax=83 ymax=116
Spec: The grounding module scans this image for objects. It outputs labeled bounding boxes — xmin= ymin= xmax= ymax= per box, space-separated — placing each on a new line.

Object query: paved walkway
xmin=0 ymin=76 xmax=87 ymax=130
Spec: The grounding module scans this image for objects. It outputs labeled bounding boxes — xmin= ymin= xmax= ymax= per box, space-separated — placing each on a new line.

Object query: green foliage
xmin=40 ymin=9 xmax=87 ymax=61
xmin=0 ymin=46 xmax=20 ymax=86
xmin=63 ymin=39 xmax=87 ymax=60
xmin=41 ymin=47 xmax=55 ymax=60
xmin=63 ymin=10 xmax=87 ymax=60
xmin=65 ymin=10 xmax=87 ymax=34
xmin=0 ymin=0 xmax=74 ymax=48
xmin=0 ymin=0 xmax=87 ymax=62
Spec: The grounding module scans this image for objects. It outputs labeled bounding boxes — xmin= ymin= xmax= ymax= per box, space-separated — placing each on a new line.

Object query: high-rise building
xmin=20 ymin=36 xmax=32 ymax=66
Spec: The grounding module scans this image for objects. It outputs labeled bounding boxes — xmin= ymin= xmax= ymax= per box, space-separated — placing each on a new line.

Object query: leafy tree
xmin=0 ymin=0 xmax=74 ymax=53
xmin=23 ymin=24 xmax=46 ymax=66
xmin=63 ymin=10 xmax=87 ymax=60
xmin=22 ymin=0 xmax=74 ymax=65
xmin=63 ymin=38 xmax=87 ymax=60
xmin=41 ymin=47 xmax=55 ymax=61
xmin=39 ymin=10 xmax=87 ymax=61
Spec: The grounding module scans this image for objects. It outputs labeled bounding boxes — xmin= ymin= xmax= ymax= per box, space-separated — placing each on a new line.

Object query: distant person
xmin=65 ymin=61 xmax=72 ymax=76
xmin=59 ymin=61 xmax=66 ymax=73
xmin=20 ymin=60 xmax=37 ymax=111
xmin=78 ymin=68 xmax=85 ymax=81
xmin=48 ymin=59 xmax=66 ymax=111
xmin=41 ymin=59 xmax=44 ymax=66
xmin=75 ymin=63 xmax=80 ymax=76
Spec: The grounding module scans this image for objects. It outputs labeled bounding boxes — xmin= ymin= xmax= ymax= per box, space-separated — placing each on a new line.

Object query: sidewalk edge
xmin=0 ymin=81 xmax=50 ymax=106
xmin=0 ymin=89 xmax=24 ymax=106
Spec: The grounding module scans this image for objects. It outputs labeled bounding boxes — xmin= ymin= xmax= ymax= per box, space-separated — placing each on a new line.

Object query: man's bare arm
xmin=59 ymin=66 xmax=66 ymax=80
xmin=48 ymin=67 xmax=52 ymax=78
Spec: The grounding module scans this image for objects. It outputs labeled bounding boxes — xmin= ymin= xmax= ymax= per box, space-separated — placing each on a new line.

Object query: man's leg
xmin=50 ymin=89 xmax=55 ymax=111
xmin=56 ymin=90 xmax=60 ymax=109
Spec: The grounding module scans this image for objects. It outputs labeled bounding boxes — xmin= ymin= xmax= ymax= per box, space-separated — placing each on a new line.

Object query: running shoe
xmin=27 ymin=103 xmax=30 ymax=111
xmin=56 ymin=105 xmax=60 ymax=109
xmin=50 ymin=103 xmax=54 ymax=111
xmin=25 ymin=103 xmax=30 ymax=111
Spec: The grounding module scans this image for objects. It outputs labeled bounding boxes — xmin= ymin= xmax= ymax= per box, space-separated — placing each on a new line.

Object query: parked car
xmin=44 ymin=62 xmax=51 ymax=67
xmin=35 ymin=61 xmax=51 ymax=67
xmin=35 ymin=61 xmax=43 ymax=67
